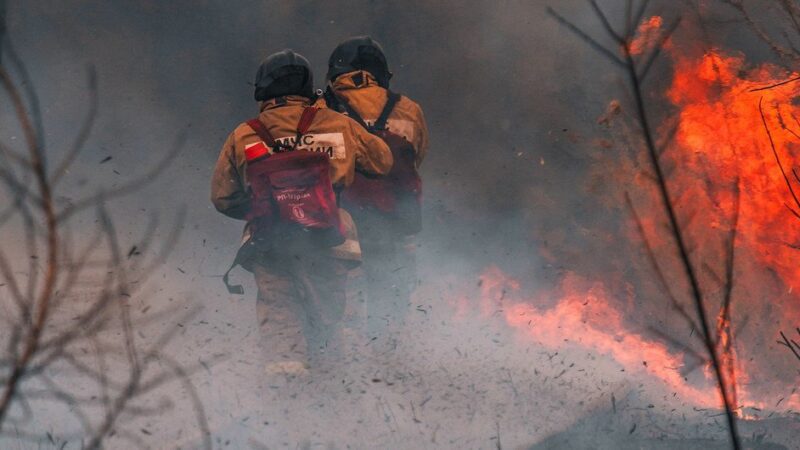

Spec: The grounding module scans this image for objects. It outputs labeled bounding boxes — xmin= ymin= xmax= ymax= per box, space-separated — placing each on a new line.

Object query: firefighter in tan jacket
xmin=321 ymin=36 xmax=429 ymax=340
xmin=211 ymin=50 xmax=392 ymax=375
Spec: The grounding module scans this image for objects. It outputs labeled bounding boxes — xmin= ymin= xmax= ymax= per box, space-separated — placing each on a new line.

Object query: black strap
xmin=326 ymin=87 xmax=401 ymax=134
xmin=223 ymin=240 xmax=256 ymax=295
xmin=323 ymin=88 xmax=340 ymax=112
xmin=330 ymin=91 xmax=372 ymax=131
xmin=374 ymin=91 xmax=400 ymax=131
xmin=223 ymin=264 xmax=244 ymax=295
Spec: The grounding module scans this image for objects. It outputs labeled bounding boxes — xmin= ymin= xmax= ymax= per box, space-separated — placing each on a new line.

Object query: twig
xmin=626 ymin=192 xmax=701 ymax=334
xmin=749 ymin=75 xmax=800 ymax=92
xmin=720 ymin=0 xmax=800 ymax=64
xmin=759 ymin=97 xmax=800 ymax=217
xmin=0 ymin=65 xmax=59 ymax=429
xmin=0 ymin=37 xmax=208 ymax=448
xmin=778 ymin=331 xmax=800 ymax=360
xmin=546 ymin=7 xmax=626 ymax=68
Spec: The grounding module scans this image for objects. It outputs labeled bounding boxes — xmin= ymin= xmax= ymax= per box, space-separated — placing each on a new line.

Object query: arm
xmin=210 ymin=132 xmax=250 ymax=220
xmin=352 ymin=120 xmax=393 ymax=176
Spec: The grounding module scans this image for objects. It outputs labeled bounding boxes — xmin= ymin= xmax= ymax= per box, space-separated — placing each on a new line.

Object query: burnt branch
xmin=749 ymin=75 xmax=800 ymax=92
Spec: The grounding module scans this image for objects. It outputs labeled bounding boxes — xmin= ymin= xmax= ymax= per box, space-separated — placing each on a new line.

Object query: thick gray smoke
xmin=1 ymin=0 xmax=798 ymax=448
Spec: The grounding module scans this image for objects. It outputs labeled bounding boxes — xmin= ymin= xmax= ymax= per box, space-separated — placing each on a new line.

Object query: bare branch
xmin=0 ymin=64 xmax=59 ymax=429
xmin=749 ymin=75 xmax=800 ymax=92
xmin=759 ymin=97 xmax=800 ymax=216
xmin=626 ymin=192 xmax=702 ymax=335
xmin=0 ymin=38 xmax=206 ymax=448
xmin=778 ymin=330 xmax=800 ymax=360
xmin=589 ymin=0 xmax=625 ymax=44
xmin=546 ymin=7 xmax=626 ymax=68
xmin=720 ymin=0 xmax=800 ymax=63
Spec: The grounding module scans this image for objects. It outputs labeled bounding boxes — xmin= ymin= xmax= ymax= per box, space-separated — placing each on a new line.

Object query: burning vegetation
xmin=5 ymin=0 xmax=800 ymax=448
xmin=474 ymin=3 xmax=800 ymax=448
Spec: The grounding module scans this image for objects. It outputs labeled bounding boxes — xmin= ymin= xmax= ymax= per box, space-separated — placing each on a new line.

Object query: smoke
xmin=2 ymin=0 xmax=799 ymax=448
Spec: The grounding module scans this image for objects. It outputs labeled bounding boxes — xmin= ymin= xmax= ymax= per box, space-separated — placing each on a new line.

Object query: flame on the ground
xmin=477 ymin=267 xmax=722 ymax=408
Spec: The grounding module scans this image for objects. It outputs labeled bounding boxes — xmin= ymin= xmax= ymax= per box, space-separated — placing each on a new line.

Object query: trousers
xmin=253 ymin=249 xmax=347 ymax=368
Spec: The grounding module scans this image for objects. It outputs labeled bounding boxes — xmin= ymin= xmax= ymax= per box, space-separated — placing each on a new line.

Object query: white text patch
xmin=275 ymin=133 xmax=346 ymax=159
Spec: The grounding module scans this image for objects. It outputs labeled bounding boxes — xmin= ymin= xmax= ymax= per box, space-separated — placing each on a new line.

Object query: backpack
xmin=329 ymin=90 xmax=422 ymax=235
xmin=224 ymin=106 xmax=344 ymax=294
xmin=244 ymin=106 xmax=344 ymax=245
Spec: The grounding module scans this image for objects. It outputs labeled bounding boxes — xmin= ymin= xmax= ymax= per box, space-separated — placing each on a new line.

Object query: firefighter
xmin=321 ymin=36 xmax=429 ymax=339
xmin=211 ymin=49 xmax=393 ymax=376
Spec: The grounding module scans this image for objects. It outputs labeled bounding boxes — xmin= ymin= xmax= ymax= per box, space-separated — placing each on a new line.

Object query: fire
xmin=629 ymin=15 xmax=669 ymax=56
xmin=619 ymin=16 xmax=800 ymax=409
xmin=477 ymin=267 xmax=721 ymax=408
xmin=655 ymin=31 xmax=800 ymax=411
xmin=666 ymin=49 xmax=800 ymax=298
xmin=467 ymin=17 xmax=800 ymax=414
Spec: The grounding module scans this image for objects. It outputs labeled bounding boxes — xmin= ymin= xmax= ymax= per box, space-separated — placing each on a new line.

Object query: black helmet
xmin=327 ymin=36 xmax=392 ymax=88
xmin=254 ymin=49 xmax=314 ymax=101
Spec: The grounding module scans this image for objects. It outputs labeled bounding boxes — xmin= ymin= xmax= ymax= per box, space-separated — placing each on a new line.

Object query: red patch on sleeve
xmin=245 ymin=141 xmax=270 ymax=161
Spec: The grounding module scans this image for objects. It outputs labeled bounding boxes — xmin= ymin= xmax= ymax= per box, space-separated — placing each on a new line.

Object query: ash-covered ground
xmin=1 ymin=0 xmax=799 ymax=449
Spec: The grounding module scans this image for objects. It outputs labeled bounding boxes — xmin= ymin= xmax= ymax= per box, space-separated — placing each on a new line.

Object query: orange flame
xmin=666 ymin=49 xmax=800 ymax=297
xmin=472 ymin=17 xmax=800 ymax=413
xmin=630 ymin=16 xmax=670 ymax=56
xmin=614 ymin=17 xmax=800 ymax=410
xmin=477 ymin=267 xmax=721 ymax=407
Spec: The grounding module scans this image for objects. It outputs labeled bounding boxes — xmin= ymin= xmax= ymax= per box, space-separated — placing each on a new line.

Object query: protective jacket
xmin=211 ymin=95 xmax=393 ymax=263
xmin=322 ymin=71 xmax=428 ymax=166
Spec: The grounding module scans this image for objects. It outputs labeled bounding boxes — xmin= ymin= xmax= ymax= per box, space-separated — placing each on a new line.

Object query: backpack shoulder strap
xmin=246 ymin=106 xmax=319 ymax=155
xmin=331 ymin=92 xmax=371 ymax=131
xmin=297 ymin=106 xmax=319 ymax=135
xmin=284 ymin=106 xmax=319 ymax=151
xmin=246 ymin=118 xmax=277 ymax=147
xmin=323 ymin=87 xmax=341 ymax=112
xmin=373 ymin=91 xmax=400 ymax=131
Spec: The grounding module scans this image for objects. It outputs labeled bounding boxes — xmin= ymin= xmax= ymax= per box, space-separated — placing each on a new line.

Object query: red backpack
xmin=224 ymin=106 xmax=344 ymax=294
xmin=332 ymin=91 xmax=422 ymax=235
xmin=244 ymin=106 xmax=344 ymax=245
